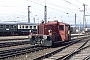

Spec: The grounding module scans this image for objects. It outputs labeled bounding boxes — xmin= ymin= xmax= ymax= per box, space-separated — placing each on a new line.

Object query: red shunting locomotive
xmin=28 ymin=21 xmax=71 ymax=46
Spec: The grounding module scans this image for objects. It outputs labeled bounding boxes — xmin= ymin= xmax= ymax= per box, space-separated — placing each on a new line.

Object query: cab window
xmin=59 ymin=25 xmax=64 ymax=30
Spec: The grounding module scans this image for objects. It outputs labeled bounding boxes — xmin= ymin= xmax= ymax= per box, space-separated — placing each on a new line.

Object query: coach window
xmin=26 ymin=26 xmax=28 ymax=28
xmin=34 ymin=26 xmax=36 ymax=29
xmin=59 ymin=25 xmax=64 ymax=30
xmin=6 ymin=25 xmax=9 ymax=28
xmin=14 ymin=25 xmax=16 ymax=28
xmin=30 ymin=26 xmax=32 ymax=29
xmin=20 ymin=25 xmax=21 ymax=28
xmin=22 ymin=25 xmax=24 ymax=28
xmin=11 ymin=25 xmax=14 ymax=28
xmin=0 ymin=25 xmax=4 ymax=28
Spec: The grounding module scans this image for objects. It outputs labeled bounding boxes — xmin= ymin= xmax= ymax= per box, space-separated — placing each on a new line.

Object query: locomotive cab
xmin=59 ymin=23 xmax=71 ymax=41
xmin=28 ymin=21 xmax=71 ymax=46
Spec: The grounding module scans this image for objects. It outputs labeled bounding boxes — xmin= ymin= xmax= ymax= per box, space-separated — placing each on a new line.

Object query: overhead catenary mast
xmin=75 ymin=13 xmax=76 ymax=32
xmin=83 ymin=3 xmax=85 ymax=30
xmin=28 ymin=6 xmax=30 ymax=23
xmin=44 ymin=0 xmax=47 ymax=24
xmin=83 ymin=3 xmax=87 ymax=30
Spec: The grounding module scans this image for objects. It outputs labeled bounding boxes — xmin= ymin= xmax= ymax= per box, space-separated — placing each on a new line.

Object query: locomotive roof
xmin=59 ymin=22 xmax=70 ymax=25
xmin=45 ymin=21 xmax=70 ymax=26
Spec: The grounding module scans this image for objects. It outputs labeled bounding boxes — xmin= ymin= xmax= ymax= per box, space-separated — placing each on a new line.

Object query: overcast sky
xmin=0 ymin=0 xmax=90 ymax=24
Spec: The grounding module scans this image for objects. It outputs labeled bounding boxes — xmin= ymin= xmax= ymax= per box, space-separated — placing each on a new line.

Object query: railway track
xmin=0 ymin=38 xmax=28 ymax=41
xmin=0 ymin=45 xmax=48 ymax=59
xmin=0 ymin=36 xmax=80 ymax=60
xmin=69 ymin=39 xmax=90 ymax=60
xmin=0 ymin=40 xmax=30 ymax=48
xmin=0 ymin=34 xmax=84 ymax=41
xmin=1 ymin=38 xmax=81 ymax=60
xmin=34 ymin=39 xmax=84 ymax=60
xmin=0 ymin=34 xmax=83 ymax=48
xmin=57 ymin=39 xmax=90 ymax=60
xmin=34 ymin=36 xmax=90 ymax=60
xmin=0 ymin=34 xmax=86 ymax=48
xmin=84 ymin=55 xmax=90 ymax=60
xmin=0 ymin=35 xmax=89 ymax=60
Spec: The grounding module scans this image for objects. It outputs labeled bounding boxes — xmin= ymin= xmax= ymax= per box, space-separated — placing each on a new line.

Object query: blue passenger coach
xmin=0 ymin=22 xmax=38 ymax=35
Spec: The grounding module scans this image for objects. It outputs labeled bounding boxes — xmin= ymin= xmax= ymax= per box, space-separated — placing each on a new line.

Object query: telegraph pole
xmin=28 ymin=6 xmax=30 ymax=23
